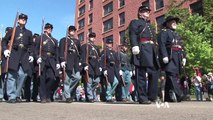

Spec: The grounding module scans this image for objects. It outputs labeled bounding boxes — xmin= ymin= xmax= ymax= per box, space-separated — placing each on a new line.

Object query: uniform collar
xmin=139 ymin=18 xmax=150 ymax=22
xmin=44 ymin=32 xmax=52 ymax=37
xmin=88 ymin=41 xmax=94 ymax=45
xmin=166 ymin=27 xmax=176 ymax=31
xmin=18 ymin=25 xmax=26 ymax=30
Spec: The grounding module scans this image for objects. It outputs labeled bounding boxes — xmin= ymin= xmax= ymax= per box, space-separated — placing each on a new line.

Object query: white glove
xmin=29 ymin=56 xmax=34 ymax=63
xmin=182 ymin=58 xmax=186 ymax=66
xmin=56 ymin=64 xmax=60 ymax=70
xmin=129 ymin=71 xmax=133 ymax=77
xmin=4 ymin=50 xmax=10 ymax=57
xmin=84 ymin=66 xmax=88 ymax=71
xmin=133 ymin=70 xmax=135 ymax=76
xmin=104 ymin=70 xmax=107 ymax=76
xmin=163 ymin=57 xmax=169 ymax=64
xmin=146 ymin=72 xmax=148 ymax=77
xmin=79 ymin=62 xmax=82 ymax=66
xmin=119 ymin=70 xmax=123 ymax=76
xmin=132 ymin=46 xmax=140 ymax=55
xmin=61 ymin=61 xmax=66 ymax=68
xmin=37 ymin=57 xmax=42 ymax=64
xmin=99 ymin=67 xmax=102 ymax=72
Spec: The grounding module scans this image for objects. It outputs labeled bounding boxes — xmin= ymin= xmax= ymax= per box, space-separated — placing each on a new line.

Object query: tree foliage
xmin=177 ymin=15 xmax=213 ymax=75
xmin=203 ymin=0 xmax=213 ymax=22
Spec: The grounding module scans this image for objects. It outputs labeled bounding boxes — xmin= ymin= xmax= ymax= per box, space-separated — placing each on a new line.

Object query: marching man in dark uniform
xmin=31 ymin=33 xmax=40 ymax=102
xmin=3 ymin=13 xmax=34 ymax=103
xmin=36 ymin=23 xmax=60 ymax=103
xmin=59 ymin=25 xmax=81 ymax=103
xmin=129 ymin=6 xmax=160 ymax=104
xmin=101 ymin=39 xmax=119 ymax=102
xmin=0 ymin=27 xmax=13 ymax=102
xmin=158 ymin=16 xmax=186 ymax=102
xmin=24 ymin=33 xmax=39 ymax=102
xmin=119 ymin=42 xmax=133 ymax=101
xmin=81 ymin=32 xmax=101 ymax=102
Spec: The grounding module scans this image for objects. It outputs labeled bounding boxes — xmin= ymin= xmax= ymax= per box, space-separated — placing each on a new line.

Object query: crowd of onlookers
xmin=158 ymin=71 xmax=213 ymax=102
xmin=191 ymin=72 xmax=213 ymax=101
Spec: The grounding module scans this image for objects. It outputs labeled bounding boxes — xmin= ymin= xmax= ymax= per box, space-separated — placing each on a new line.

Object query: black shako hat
xmin=68 ymin=25 xmax=76 ymax=31
xmin=162 ymin=16 xmax=180 ymax=26
xmin=89 ymin=32 xmax=96 ymax=38
xmin=45 ymin=23 xmax=53 ymax=29
xmin=138 ymin=5 xmax=151 ymax=12
xmin=106 ymin=39 xmax=113 ymax=44
xmin=5 ymin=27 xmax=13 ymax=33
xmin=33 ymin=33 xmax=39 ymax=38
xmin=19 ymin=13 xmax=28 ymax=20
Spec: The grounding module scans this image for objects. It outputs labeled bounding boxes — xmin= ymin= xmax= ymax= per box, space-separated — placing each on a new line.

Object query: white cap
xmin=207 ymin=72 xmax=212 ymax=76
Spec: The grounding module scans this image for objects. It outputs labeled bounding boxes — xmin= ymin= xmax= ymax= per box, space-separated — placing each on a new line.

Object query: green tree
xmin=177 ymin=15 xmax=213 ymax=75
xmin=203 ymin=0 xmax=213 ymax=22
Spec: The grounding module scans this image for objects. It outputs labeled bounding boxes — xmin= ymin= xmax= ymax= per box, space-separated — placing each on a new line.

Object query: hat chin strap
xmin=18 ymin=24 xmax=26 ymax=29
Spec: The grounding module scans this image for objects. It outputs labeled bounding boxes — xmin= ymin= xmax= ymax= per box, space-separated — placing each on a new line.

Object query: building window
xmin=142 ymin=0 xmax=149 ymax=8
xmin=156 ymin=15 xmax=165 ymax=30
xmin=190 ymin=1 xmax=203 ymax=15
xmin=78 ymin=18 xmax=85 ymax=29
xmin=89 ymin=14 xmax=93 ymax=24
xmin=119 ymin=0 xmax=125 ymax=8
xmin=119 ymin=30 xmax=126 ymax=44
xmin=104 ymin=2 xmax=113 ymax=16
xmin=88 ymin=28 xmax=92 ymax=33
xmin=78 ymin=32 xmax=84 ymax=41
xmin=89 ymin=0 xmax=93 ymax=10
xmin=79 ymin=0 xmax=85 ymax=4
xmin=79 ymin=5 xmax=85 ymax=16
xmin=103 ymin=18 xmax=113 ymax=32
xmin=155 ymin=0 xmax=164 ymax=10
xmin=119 ymin=12 xmax=125 ymax=25
xmin=104 ymin=35 xmax=113 ymax=42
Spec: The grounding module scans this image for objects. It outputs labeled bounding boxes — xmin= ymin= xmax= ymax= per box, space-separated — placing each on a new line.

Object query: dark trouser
xmin=32 ymin=73 xmax=39 ymax=101
xmin=0 ymin=75 xmax=4 ymax=99
xmin=147 ymin=70 xmax=159 ymax=101
xmin=100 ymin=76 xmax=107 ymax=102
xmin=115 ymin=83 xmax=123 ymax=101
xmin=165 ymin=72 xmax=183 ymax=102
xmin=24 ymin=76 xmax=32 ymax=101
xmin=136 ymin=66 xmax=159 ymax=102
xmin=40 ymin=66 xmax=55 ymax=101
xmin=51 ymin=77 xmax=60 ymax=101
xmin=136 ymin=67 xmax=148 ymax=102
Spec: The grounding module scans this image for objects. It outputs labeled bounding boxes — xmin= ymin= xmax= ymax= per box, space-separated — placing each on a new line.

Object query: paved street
xmin=0 ymin=101 xmax=213 ymax=120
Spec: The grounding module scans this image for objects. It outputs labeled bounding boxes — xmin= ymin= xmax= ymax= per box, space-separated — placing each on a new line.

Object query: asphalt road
xmin=0 ymin=101 xmax=212 ymax=120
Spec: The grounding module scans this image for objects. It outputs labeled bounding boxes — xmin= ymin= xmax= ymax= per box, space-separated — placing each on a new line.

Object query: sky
xmin=0 ymin=0 xmax=76 ymax=40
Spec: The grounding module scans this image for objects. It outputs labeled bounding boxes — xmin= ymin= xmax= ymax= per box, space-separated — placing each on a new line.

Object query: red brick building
xmin=75 ymin=0 xmax=202 ymax=47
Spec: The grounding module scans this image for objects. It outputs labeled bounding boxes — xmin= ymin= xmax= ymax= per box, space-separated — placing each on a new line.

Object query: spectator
xmin=207 ymin=72 xmax=213 ymax=101
xmin=76 ymin=85 xmax=85 ymax=102
xmin=202 ymin=74 xmax=211 ymax=101
xmin=180 ymin=75 xmax=190 ymax=101
xmin=192 ymin=73 xmax=203 ymax=101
